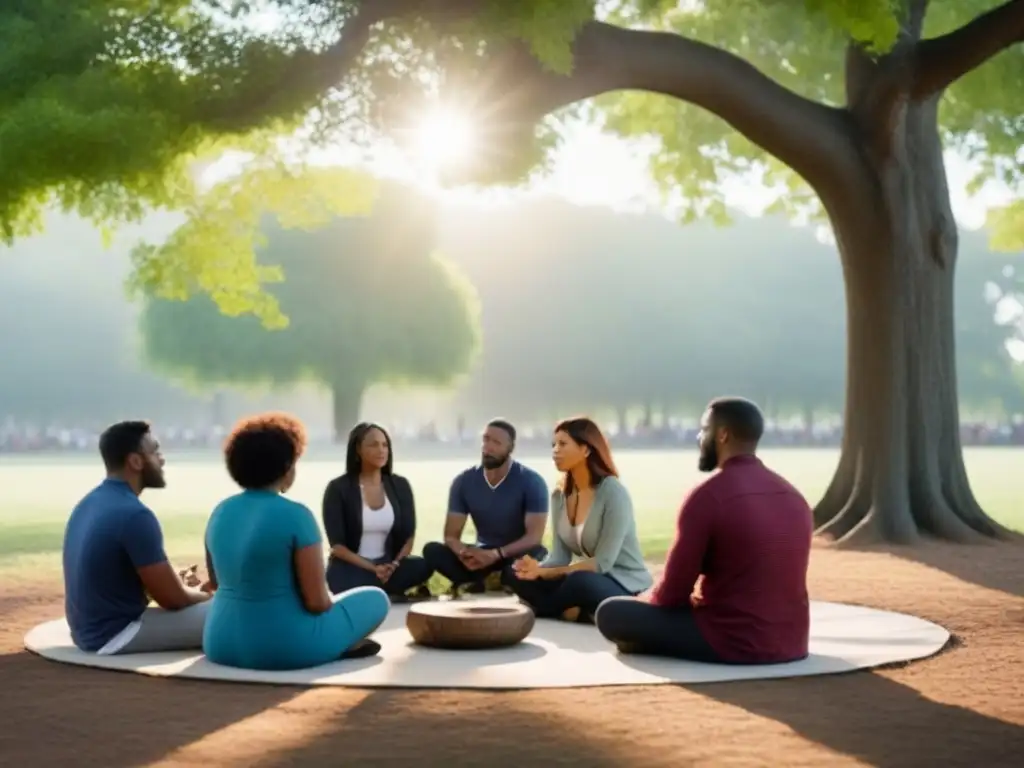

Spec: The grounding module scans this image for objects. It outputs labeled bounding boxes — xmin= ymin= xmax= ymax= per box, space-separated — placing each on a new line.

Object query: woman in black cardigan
xmin=322 ymin=422 xmax=433 ymax=601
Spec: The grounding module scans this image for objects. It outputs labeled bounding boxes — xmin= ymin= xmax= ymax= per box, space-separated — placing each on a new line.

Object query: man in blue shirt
xmin=423 ymin=419 xmax=549 ymax=594
xmin=63 ymin=421 xmax=210 ymax=654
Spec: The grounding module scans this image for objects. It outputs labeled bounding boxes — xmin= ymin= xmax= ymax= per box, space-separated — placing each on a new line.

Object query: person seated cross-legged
xmin=321 ymin=422 xmax=434 ymax=603
xmin=62 ymin=421 xmax=211 ymax=656
xmin=422 ymin=419 xmax=549 ymax=595
xmin=595 ymin=397 xmax=813 ymax=665
xmin=509 ymin=417 xmax=652 ymax=623
xmin=203 ymin=413 xmax=390 ymax=671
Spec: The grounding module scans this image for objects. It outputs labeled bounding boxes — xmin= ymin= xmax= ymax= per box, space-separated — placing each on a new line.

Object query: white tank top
xmin=358 ymin=493 xmax=395 ymax=561
xmin=557 ymin=512 xmax=588 ymax=557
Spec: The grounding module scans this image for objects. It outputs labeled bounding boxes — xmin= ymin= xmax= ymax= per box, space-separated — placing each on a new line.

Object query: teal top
xmin=541 ymin=476 xmax=653 ymax=594
xmin=203 ymin=490 xmax=388 ymax=670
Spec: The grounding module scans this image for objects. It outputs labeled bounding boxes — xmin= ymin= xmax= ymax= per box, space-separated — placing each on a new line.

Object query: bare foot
xmin=561 ymin=607 xmax=581 ymax=622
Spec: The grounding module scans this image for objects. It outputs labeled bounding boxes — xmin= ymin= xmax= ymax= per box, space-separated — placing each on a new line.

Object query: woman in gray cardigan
xmin=509 ymin=417 xmax=652 ymax=623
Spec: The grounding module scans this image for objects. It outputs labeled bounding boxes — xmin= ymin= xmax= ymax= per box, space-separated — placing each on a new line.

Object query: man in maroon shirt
xmin=595 ymin=397 xmax=813 ymax=664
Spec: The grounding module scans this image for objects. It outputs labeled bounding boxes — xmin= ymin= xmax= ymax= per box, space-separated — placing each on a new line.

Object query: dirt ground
xmin=1 ymin=541 xmax=1022 ymax=768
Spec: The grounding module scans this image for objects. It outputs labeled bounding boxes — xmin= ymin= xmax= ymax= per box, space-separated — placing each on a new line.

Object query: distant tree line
xmin=1 ymin=198 xmax=1021 ymax=428
xmin=442 ymin=200 xmax=1024 ymax=425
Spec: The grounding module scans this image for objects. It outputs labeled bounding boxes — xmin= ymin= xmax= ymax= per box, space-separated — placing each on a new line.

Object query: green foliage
xmin=989 ymin=201 xmax=1024 ymax=251
xmin=129 ymin=162 xmax=378 ymax=327
xmin=139 ymin=180 xmax=481 ymax=423
xmin=4 ymin=0 xmax=1023 ymax=317
xmin=478 ymin=0 xmax=594 ymax=75
xmin=0 ymin=1 xmax=322 ymax=237
xmin=602 ymin=1 xmax=1023 ymax=225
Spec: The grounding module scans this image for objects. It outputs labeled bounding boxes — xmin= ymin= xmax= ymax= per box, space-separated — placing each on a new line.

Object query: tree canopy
xmin=7 ymin=0 xmax=1024 ymax=543
xmin=138 ymin=179 xmax=480 ymax=438
xmin=5 ymin=1 xmax=1022 ymax=321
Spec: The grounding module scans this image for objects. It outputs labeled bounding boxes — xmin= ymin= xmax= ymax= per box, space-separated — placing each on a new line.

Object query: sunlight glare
xmin=413 ymin=109 xmax=475 ymax=171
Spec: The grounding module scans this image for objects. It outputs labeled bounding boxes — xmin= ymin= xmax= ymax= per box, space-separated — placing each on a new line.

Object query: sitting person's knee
xmin=562 ymin=571 xmax=598 ymax=588
xmin=408 ymin=556 xmax=434 ymax=581
xmin=594 ymin=596 xmax=636 ymax=638
xmin=421 ymin=541 xmax=447 ymax=563
xmin=342 ymin=585 xmax=390 ymax=625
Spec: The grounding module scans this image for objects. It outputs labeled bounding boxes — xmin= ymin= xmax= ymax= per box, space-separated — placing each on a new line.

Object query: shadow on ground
xmin=238 ymin=688 xmax=622 ymax=767
xmin=698 ymin=669 xmax=1024 ymax=767
xmin=0 ymin=650 xmax=302 ymax=766
xmin=869 ymin=539 xmax=1024 ymax=599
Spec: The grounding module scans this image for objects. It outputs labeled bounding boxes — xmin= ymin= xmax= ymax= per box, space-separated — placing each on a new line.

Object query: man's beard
xmin=141 ymin=463 xmax=167 ymax=490
xmin=697 ymin=443 xmax=718 ymax=473
xmin=481 ymin=453 xmax=507 ymax=470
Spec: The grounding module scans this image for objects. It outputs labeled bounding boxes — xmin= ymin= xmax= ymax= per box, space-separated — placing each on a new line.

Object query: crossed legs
xmin=508 ymin=571 xmax=632 ymax=623
xmin=594 ymin=597 xmax=721 ymax=662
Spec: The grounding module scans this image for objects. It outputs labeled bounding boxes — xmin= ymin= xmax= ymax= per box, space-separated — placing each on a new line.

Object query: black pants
xmin=326 ymin=555 xmax=433 ymax=596
xmin=595 ymin=597 xmax=721 ymax=662
xmin=421 ymin=541 xmax=548 ymax=588
xmin=508 ymin=571 xmax=632 ymax=622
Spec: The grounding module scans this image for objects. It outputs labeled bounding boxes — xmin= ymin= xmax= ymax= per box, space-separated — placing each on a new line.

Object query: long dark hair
xmin=345 ymin=422 xmax=394 ymax=477
xmin=554 ymin=416 xmax=618 ymax=495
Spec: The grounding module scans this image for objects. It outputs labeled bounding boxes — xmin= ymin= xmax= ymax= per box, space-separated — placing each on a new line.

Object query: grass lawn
xmin=2 ymin=446 xmax=1021 ymax=575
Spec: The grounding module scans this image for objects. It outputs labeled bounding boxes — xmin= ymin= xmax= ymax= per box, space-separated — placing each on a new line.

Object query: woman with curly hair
xmin=321 ymin=422 xmax=433 ymax=601
xmin=202 ymin=412 xmax=390 ymax=670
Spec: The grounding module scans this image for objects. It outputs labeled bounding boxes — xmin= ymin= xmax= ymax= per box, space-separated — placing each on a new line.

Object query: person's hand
xmin=199 ymin=580 xmax=216 ymax=594
xmin=178 ymin=564 xmax=201 ymax=588
xmin=462 ymin=547 xmax=499 ymax=571
xmin=459 ymin=546 xmax=484 ymax=570
xmin=691 ymin=575 xmax=704 ymax=606
xmin=375 ymin=563 xmax=396 ymax=583
xmin=512 ymin=555 xmax=541 ymax=581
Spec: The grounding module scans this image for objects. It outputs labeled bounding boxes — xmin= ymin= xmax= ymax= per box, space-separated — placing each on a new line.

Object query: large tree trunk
xmin=330 ymin=382 xmax=365 ymax=443
xmin=813 ymin=90 xmax=1016 ymax=545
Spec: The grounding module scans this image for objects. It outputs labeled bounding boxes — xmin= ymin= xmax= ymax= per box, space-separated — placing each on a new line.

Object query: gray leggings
xmin=108 ymin=601 xmax=210 ymax=655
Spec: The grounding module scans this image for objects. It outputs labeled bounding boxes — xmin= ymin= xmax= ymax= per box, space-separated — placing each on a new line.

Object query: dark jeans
xmin=421 ymin=541 xmax=548 ymax=588
xmin=595 ymin=597 xmax=721 ymax=662
xmin=326 ymin=555 xmax=433 ymax=596
xmin=508 ymin=571 xmax=633 ymax=623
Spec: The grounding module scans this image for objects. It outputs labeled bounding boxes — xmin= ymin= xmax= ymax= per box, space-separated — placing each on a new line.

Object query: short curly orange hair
xmin=222 ymin=412 xmax=308 ymax=490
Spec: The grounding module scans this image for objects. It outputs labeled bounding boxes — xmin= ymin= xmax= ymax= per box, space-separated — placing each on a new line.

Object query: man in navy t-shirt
xmin=423 ymin=419 xmax=549 ymax=592
xmin=63 ymin=421 xmax=210 ymax=654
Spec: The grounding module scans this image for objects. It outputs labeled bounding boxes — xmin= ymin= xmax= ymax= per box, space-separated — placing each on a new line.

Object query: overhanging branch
xmin=912 ymin=0 xmax=1024 ymax=98
xmin=200 ymin=0 xmax=442 ymax=130
xmin=203 ymin=6 xmax=857 ymax=195
xmin=470 ymin=22 xmax=856 ymax=197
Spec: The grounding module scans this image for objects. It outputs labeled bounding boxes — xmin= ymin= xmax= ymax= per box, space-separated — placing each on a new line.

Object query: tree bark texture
xmin=812 ymin=57 xmax=1017 ymax=544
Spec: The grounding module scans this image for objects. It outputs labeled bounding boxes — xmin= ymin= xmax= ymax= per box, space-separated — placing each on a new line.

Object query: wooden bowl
xmin=406 ymin=601 xmax=536 ymax=650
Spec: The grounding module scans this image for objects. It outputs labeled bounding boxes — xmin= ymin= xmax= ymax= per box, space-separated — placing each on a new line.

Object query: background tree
xmin=5 ymin=0 xmax=1024 ymax=543
xmin=445 ymin=203 xmax=1021 ymax=425
xmin=140 ymin=180 xmax=480 ymax=439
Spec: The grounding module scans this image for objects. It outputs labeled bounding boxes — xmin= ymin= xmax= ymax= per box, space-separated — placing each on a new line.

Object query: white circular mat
xmin=24 ymin=598 xmax=950 ymax=689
